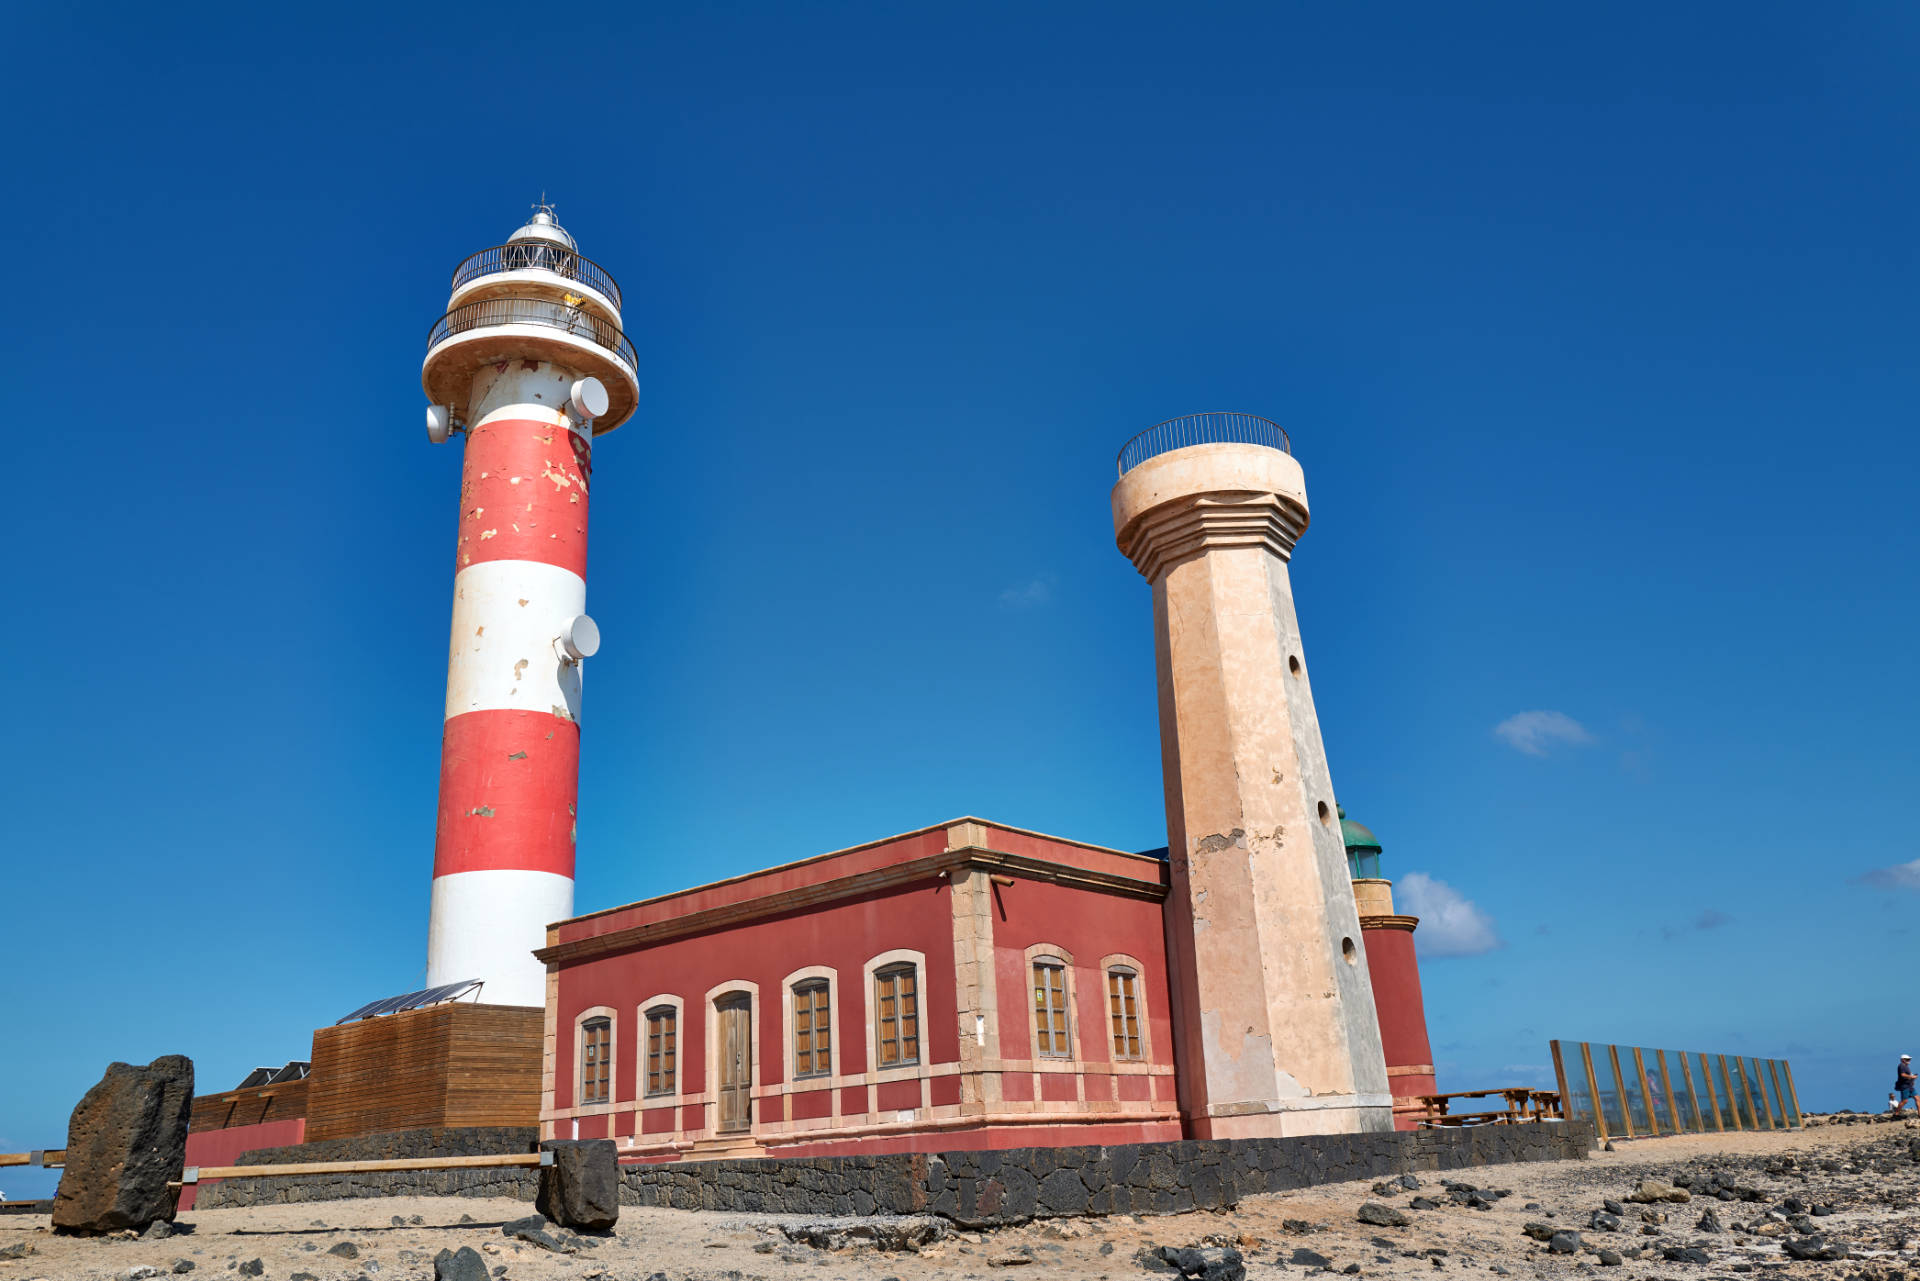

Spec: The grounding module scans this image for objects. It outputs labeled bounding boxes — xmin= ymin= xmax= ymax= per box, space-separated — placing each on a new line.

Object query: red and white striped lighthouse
xmin=419 ymin=205 xmax=639 ymax=1007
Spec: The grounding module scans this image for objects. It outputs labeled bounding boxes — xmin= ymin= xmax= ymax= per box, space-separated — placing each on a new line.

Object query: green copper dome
xmin=1338 ymin=804 xmax=1382 ymax=879
xmin=1338 ymin=804 xmax=1381 ymax=854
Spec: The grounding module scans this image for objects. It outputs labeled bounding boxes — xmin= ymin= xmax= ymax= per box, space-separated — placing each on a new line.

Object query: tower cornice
xmin=1112 ymin=440 xmax=1311 ymax=583
xmin=1117 ymin=489 xmax=1308 ymax=582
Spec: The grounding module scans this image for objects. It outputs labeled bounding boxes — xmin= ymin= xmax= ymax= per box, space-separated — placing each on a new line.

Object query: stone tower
xmin=1111 ymin=413 xmax=1392 ymax=1136
xmin=1343 ymin=807 xmax=1438 ymax=1129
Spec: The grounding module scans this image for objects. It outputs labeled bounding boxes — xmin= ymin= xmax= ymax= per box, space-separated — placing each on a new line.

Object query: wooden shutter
xmin=581 ymin=1017 xmax=611 ymax=1103
xmin=875 ymin=965 xmax=919 ymax=1068
xmin=1033 ymin=961 xmax=1070 ymax=1058
xmin=793 ymin=981 xmax=831 ymax=1078
xmin=1108 ymin=968 xmax=1141 ymax=1059
xmin=646 ymin=1007 xmax=676 ymax=1096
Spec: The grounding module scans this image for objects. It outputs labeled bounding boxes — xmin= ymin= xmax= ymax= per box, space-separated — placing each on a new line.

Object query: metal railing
xmin=426 ymin=297 xmax=638 ymax=371
xmin=451 ymin=243 xmax=623 ymax=310
xmin=1116 ymin=411 xmax=1291 ymax=477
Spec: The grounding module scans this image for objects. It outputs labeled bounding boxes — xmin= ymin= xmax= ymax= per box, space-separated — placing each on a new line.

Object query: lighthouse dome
xmin=1338 ymin=804 xmax=1383 ymax=880
xmin=508 ymin=205 xmax=577 ymax=251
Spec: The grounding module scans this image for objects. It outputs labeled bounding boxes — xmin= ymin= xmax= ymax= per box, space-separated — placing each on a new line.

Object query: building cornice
xmin=534 ymin=844 xmax=1169 ymax=966
xmin=556 ymin=815 xmax=1158 ymax=930
xmin=1358 ymin=913 xmax=1420 ymax=932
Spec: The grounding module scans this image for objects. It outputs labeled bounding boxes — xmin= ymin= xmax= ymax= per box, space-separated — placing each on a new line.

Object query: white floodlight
xmin=426 ymin=404 xmax=457 ymax=444
xmin=569 ymin=377 xmax=609 ymax=421
xmin=557 ymin=614 xmax=601 ymax=664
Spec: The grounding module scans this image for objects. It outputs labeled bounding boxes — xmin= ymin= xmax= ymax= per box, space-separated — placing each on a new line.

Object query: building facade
xmin=538 ymin=820 xmax=1183 ymax=1158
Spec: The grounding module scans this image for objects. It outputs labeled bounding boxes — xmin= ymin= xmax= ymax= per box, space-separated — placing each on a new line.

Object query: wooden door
xmin=716 ymin=994 xmax=752 ymax=1133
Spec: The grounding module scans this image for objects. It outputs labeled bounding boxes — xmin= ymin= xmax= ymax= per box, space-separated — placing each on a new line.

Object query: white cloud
xmin=998 ymin=577 xmax=1053 ymax=608
xmin=1859 ymin=859 xmax=1920 ymax=891
xmin=1493 ymin=710 xmax=1595 ymax=757
xmin=1398 ymin=872 xmax=1502 ymax=957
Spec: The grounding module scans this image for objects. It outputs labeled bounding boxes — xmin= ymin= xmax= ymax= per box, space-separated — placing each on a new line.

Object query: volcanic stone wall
xmin=195 ymin=1127 xmax=540 ymax=1209
xmin=199 ymin=1122 xmax=1592 ymax=1218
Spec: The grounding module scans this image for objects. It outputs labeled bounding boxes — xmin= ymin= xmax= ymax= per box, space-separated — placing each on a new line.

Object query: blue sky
xmin=3 ymin=2 xmax=1914 ymax=1195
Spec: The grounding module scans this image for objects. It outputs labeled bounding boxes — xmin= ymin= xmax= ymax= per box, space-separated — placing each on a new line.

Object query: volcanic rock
xmin=50 ymin=1055 xmax=194 ymax=1235
xmin=1358 ymin=1203 xmax=1410 ymax=1227
xmin=433 ymin=1246 xmax=490 ymax=1281
xmin=536 ymin=1138 xmax=619 ymax=1232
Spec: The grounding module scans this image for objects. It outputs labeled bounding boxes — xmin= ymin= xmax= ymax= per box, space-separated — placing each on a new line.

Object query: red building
xmin=538 ymin=814 xmax=1438 ymax=1159
xmin=538 ymin=820 xmax=1183 ymax=1159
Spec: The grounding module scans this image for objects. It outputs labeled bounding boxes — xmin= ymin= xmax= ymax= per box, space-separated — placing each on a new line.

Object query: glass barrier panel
xmin=1764 ymin=1061 xmax=1791 ymax=1127
xmin=1716 ymin=1055 xmax=1744 ymax=1129
xmin=1748 ymin=1057 xmax=1779 ymax=1128
xmin=1694 ymin=1052 xmax=1723 ymax=1130
xmin=1664 ymin=1051 xmax=1700 ymax=1132
xmin=1730 ymin=1056 xmax=1760 ymax=1128
xmin=1639 ymin=1048 xmax=1672 ymax=1133
xmin=1594 ymin=1046 xmax=1629 ymax=1136
xmin=1555 ymin=1042 xmax=1597 ymax=1127
xmin=1618 ymin=1046 xmax=1652 ymax=1133
xmin=1775 ymin=1061 xmax=1801 ymax=1126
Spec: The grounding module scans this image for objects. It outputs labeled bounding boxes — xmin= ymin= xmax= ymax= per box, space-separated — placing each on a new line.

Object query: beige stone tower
xmin=1112 ymin=413 xmax=1392 ymax=1137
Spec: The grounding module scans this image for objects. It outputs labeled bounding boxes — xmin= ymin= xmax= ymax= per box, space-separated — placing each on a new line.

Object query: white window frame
xmin=863 ymin=948 xmax=928 ymax=1080
xmin=1099 ymin=953 xmax=1151 ymax=1063
xmin=782 ymin=965 xmax=839 ymax=1083
xmin=1023 ymin=944 xmax=1078 ymax=1063
xmin=637 ymin=993 xmax=684 ymax=1101
xmin=574 ymin=1005 xmax=618 ymax=1108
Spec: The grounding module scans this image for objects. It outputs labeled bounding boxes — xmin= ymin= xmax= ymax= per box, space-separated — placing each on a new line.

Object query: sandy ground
xmin=4 ymin=1120 xmax=1915 ymax=1281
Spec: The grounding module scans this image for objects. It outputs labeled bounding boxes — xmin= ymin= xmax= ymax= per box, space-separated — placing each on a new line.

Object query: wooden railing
xmin=0 ymin=1150 xmax=64 ymax=1168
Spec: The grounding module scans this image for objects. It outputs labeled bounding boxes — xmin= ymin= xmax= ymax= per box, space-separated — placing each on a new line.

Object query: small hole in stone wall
xmin=1342 ymin=937 xmax=1357 ymax=965
xmin=1318 ymin=801 xmax=1331 ymax=826
xmin=1288 ymin=655 xmax=1301 ymax=677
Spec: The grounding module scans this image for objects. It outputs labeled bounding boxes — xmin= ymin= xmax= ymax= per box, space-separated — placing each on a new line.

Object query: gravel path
xmin=2 ymin=1119 xmax=1914 ymax=1281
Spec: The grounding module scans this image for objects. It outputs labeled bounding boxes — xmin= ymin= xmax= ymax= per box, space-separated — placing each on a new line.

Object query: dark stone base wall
xmin=925 ymin=1122 xmax=1596 ymax=1226
xmin=195 ymin=1122 xmax=1594 ymax=1221
xmin=197 ymin=1166 xmax=537 ymax=1208
xmin=194 ymin=1127 xmax=539 ymax=1210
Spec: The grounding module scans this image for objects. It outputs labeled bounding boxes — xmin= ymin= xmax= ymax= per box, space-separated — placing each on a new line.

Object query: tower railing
xmin=1116 ymin=412 xmax=1292 ymax=478
xmin=426 ymin=298 xmax=639 ymax=371
xmin=451 ymin=244 xmax=624 ymax=310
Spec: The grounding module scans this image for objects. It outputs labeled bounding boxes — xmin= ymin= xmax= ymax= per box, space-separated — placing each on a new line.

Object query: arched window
xmin=1032 ymin=958 xmax=1071 ymax=1058
xmin=1107 ymin=967 xmax=1143 ymax=1060
xmin=792 ymin=980 xmax=832 ymax=1078
xmin=579 ymin=1016 xmax=612 ymax=1103
xmin=873 ymin=964 xmax=919 ymax=1068
xmin=643 ymin=1005 xmax=677 ymax=1096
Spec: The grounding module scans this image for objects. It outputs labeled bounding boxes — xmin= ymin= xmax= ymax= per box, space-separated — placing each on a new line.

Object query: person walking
xmin=1895 ymin=1055 xmax=1917 ymax=1112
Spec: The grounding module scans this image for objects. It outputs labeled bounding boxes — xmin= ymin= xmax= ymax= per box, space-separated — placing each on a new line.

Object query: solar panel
xmin=335 ymin=979 xmax=484 ymax=1024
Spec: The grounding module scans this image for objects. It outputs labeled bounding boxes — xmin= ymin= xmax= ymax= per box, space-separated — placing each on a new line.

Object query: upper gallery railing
xmin=1116 ymin=412 xmax=1292 ymax=478
xmin=451 ymin=244 xmax=623 ymax=311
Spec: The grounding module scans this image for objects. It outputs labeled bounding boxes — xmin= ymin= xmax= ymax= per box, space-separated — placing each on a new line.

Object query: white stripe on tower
xmin=426 ymin=360 xmax=593 ymax=1007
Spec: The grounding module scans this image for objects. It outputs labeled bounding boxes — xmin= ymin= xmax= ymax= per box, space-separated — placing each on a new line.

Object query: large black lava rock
xmin=535 ymin=1139 xmax=619 ymax=1231
xmin=51 ymin=1055 xmax=194 ymax=1235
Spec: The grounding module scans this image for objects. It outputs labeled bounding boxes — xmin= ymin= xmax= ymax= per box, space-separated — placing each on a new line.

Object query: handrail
xmin=1116 ymin=412 xmax=1291 ymax=478
xmin=427 ymin=297 xmax=638 ymax=371
xmin=451 ymin=243 xmax=623 ymax=310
